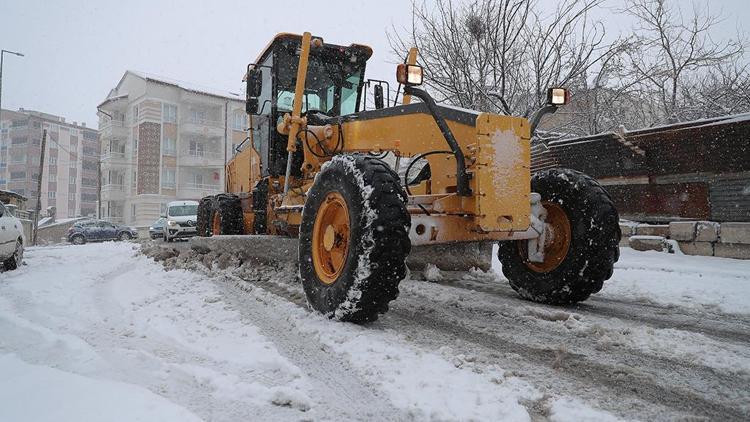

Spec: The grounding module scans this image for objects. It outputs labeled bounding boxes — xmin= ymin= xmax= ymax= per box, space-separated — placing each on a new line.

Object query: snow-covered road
xmin=1 ymin=242 xmax=749 ymax=421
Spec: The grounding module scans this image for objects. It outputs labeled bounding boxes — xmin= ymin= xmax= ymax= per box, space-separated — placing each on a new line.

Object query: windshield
xmin=275 ymin=44 xmax=366 ymax=116
xmin=168 ymin=205 xmax=198 ymax=217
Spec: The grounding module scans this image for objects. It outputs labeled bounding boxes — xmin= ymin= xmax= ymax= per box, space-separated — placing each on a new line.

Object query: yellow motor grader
xmin=197 ymin=32 xmax=620 ymax=322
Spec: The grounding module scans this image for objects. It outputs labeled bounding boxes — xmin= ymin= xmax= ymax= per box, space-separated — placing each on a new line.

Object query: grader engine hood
xmin=338 ymin=103 xmax=531 ymax=234
xmin=474 ymin=113 xmax=531 ymax=232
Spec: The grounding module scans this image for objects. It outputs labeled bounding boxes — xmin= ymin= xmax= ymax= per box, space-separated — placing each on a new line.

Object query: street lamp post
xmin=0 ymin=49 xmax=25 ymax=127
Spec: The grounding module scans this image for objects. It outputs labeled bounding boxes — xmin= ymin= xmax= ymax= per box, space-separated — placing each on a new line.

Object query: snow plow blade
xmin=189 ymin=236 xmax=492 ymax=272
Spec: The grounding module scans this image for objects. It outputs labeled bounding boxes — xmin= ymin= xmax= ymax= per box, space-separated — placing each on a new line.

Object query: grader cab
xmin=197 ymin=32 xmax=621 ymax=322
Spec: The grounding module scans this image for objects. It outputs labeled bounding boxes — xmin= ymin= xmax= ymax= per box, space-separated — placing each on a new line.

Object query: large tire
xmin=210 ymin=194 xmax=243 ymax=235
xmin=196 ymin=196 xmax=215 ymax=237
xmin=299 ymin=154 xmax=411 ymax=323
xmin=497 ymin=168 xmax=620 ymax=304
xmin=3 ymin=238 xmax=23 ymax=271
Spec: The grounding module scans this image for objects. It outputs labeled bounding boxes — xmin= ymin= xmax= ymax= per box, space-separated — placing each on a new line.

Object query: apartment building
xmin=0 ymin=108 xmax=100 ymax=218
xmin=98 ymin=71 xmax=246 ymax=227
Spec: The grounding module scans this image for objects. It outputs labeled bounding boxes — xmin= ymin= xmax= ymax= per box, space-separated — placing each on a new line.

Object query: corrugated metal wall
xmin=532 ymin=115 xmax=750 ymax=222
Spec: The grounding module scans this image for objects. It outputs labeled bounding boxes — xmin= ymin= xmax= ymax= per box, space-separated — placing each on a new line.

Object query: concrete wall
xmin=35 ymin=218 xmax=88 ymax=245
xmin=622 ymin=220 xmax=750 ymax=259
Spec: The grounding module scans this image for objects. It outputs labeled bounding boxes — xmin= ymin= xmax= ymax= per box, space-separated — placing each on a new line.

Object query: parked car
xmin=67 ymin=220 xmax=139 ymax=245
xmin=149 ymin=218 xmax=166 ymax=239
xmin=163 ymin=200 xmax=199 ymax=242
xmin=0 ymin=202 xmax=25 ymax=271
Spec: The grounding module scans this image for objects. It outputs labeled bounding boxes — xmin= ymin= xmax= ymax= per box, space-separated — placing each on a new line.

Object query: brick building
xmin=97 ymin=71 xmax=246 ymax=227
xmin=0 ymin=108 xmax=100 ymax=218
xmin=532 ymin=113 xmax=750 ymax=223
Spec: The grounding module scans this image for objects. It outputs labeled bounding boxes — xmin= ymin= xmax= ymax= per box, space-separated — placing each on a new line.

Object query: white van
xmin=0 ymin=202 xmax=25 ymax=270
xmin=162 ymin=200 xmax=199 ymax=242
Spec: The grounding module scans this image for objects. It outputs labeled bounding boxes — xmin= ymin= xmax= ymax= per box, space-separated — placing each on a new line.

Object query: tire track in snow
xmin=419 ymin=272 xmax=750 ymax=345
xmin=386 ymin=305 xmax=749 ymax=421
xmin=145 ymin=251 xmax=410 ymax=421
xmin=143 ymin=242 xmax=750 ymax=421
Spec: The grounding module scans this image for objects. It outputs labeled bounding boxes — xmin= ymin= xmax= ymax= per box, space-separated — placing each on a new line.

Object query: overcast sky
xmin=1 ymin=0 xmax=747 ymax=126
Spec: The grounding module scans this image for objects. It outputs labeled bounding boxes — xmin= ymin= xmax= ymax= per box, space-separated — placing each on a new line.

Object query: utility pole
xmin=0 ymin=49 xmax=25 ymax=128
xmin=97 ymin=159 xmax=101 ymax=218
xmin=32 ymin=129 xmax=47 ymax=246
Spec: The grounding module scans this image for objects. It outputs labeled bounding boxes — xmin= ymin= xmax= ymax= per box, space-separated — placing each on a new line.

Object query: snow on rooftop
xmin=129 ymin=70 xmax=242 ymax=101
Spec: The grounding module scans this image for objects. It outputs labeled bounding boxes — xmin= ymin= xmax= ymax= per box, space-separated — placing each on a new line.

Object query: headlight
xmin=547 ymin=87 xmax=569 ymax=106
xmin=167 ymin=220 xmax=178 ymax=226
xmin=396 ymin=64 xmax=423 ymax=86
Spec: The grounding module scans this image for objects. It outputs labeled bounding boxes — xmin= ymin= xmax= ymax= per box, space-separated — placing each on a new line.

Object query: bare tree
xmin=623 ymin=0 xmax=745 ymax=123
xmin=388 ymin=0 xmax=617 ymax=119
xmin=388 ymin=0 xmax=749 ymax=137
xmin=682 ymin=57 xmax=750 ymax=119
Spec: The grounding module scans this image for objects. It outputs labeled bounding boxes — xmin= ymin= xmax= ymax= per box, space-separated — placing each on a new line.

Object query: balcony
xmin=177 ymin=182 xmax=222 ymax=199
xmin=101 ymin=183 xmax=126 ymax=201
xmin=101 ymin=151 xmax=129 ymax=170
xmin=179 ymin=149 xmax=224 ymax=167
xmin=100 ymin=120 xmax=127 ymax=140
xmin=179 ymin=116 xmax=224 ymax=137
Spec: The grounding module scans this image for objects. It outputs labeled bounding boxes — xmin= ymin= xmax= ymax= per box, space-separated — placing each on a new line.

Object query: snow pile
xmin=601 ymin=248 xmax=750 ymax=314
xmin=549 ymin=397 xmax=620 ymax=422
xmin=0 ymin=354 xmax=203 ymax=422
xmin=0 ymin=243 xmax=314 ymax=421
xmin=423 ymin=263 xmax=443 ymax=282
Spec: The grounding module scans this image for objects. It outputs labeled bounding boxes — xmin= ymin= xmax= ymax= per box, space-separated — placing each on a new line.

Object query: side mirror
xmin=246 ymin=98 xmax=259 ymax=115
xmin=247 ymin=69 xmax=262 ymax=98
xmin=245 ymin=68 xmax=263 ymax=115
xmin=374 ymin=85 xmax=384 ymax=109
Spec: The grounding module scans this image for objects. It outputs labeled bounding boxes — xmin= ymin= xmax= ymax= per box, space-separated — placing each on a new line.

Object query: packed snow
xmin=1 ymin=242 xmax=748 ymax=420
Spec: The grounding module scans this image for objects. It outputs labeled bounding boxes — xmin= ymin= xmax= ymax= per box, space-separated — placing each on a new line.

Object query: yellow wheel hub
xmin=523 ymin=201 xmax=572 ymax=273
xmin=312 ymin=192 xmax=350 ymax=285
xmin=212 ymin=212 xmax=221 ymax=236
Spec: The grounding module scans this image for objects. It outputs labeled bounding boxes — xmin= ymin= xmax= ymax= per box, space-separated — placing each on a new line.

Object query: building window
xmin=190 ymin=109 xmax=206 ymax=124
xmin=49 ymin=174 xmax=57 ymax=182
xmin=232 ymin=111 xmax=245 ymax=130
xmin=10 ymin=152 xmax=26 ymax=163
xmin=10 ymin=171 xmax=26 ymax=180
xmin=132 ymin=105 xmax=139 ymax=121
xmin=162 ymin=168 xmax=175 ymax=188
xmin=189 ymin=140 xmax=204 ymax=157
xmin=163 ymin=136 xmax=176 ymax=156
xmin=191 ymin=172 xmax=204 ymax=186
xmin=70 ymin=175 xmax=76 ymax=185
xmin=69 ymin=192 xmax=76 ymax=201
xmin=163 ymin=104 xmax=177 ymax=123
xmin=48 ymin=191 xmax=56 ymax=199
xmin=11 ymin=137 xmax=27 ymax=145
xmin=131 ymin=204 xmax=137 ymax=222
xmin=49 ymin=157 xmax=57 ymax=165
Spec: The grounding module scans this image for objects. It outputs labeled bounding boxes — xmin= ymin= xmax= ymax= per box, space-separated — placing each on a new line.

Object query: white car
xmin=0 ymin=202 xmax=25 ymax=271
xmin=163 ymin=200 xmax=199 ymax=242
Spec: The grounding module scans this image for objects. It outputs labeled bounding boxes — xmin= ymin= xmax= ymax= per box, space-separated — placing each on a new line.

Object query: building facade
xmin=531 ymin=113 xmax=750 ymax=222
xmin=0 ymin=108 xmax=100 ymax=218
xmin=98 ymin=71 xmax=246 ymax=227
